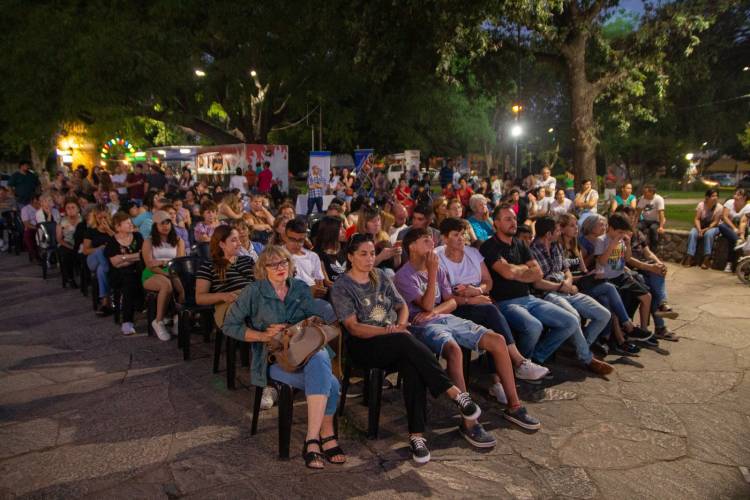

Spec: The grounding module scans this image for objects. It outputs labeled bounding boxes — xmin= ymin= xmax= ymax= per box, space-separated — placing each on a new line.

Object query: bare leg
xmin=320 ymin=415 xmax=345 ymax=463
xmin=638 ymin=293 xmax=652 ymax=328
xmin=305 ymin=395 xmax=327 ymax=469
xmin=442 ymin=342 xmax=475 ymax=428
xmin=479 ymin=333 xmax=521 ymax=410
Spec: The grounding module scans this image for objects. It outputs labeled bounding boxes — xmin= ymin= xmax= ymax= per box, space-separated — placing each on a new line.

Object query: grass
xmin=660 ymin=188 xmax=734 ymax=199
xmin=664 ymin=204 xmax=695 ymax=230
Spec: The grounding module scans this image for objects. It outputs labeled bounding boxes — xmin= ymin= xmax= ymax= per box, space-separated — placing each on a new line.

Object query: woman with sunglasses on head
xmin=142 ymin=211 xmax=185 ymax=339
xmin=82 ymin=205 xmax=116 ymax=315
xmin=223 ymin=245 xmax=344 ymax=470
xmin=330 ymin=233 xmax=483 ymax=465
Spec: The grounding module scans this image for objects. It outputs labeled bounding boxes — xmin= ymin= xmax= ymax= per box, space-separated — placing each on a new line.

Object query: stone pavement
xmin=0 ymin=255 xmax=748 ymax=499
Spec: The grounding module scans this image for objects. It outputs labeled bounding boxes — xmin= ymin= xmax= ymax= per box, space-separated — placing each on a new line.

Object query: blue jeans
xmin=496 ymin=295 xmax=577 ymax=364
xmin=686 ymin=227 xmax=719 ymax=256
xmin=587 ymin=281 xmax=630 ymax=340
xmin=306 ymin=196 xmax=323 ymax=216
xmin=86 ymin=247 xmax=110 ymax=298
xmin=313 ymin=298 xmax=337 ymax=323
xmin=544 ymin=292 xmax=611 ymax=361
xmin=641 ymin=271 xmax=667 ymax=328
xmin=718 ymin=222 xmax=741 ymax=264
xmin=269 ymin=350 xmax=339 ymax=416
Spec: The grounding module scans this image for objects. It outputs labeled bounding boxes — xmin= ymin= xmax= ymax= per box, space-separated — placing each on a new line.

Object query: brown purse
xmin=267 ymin=317 xmax=340 ymax=373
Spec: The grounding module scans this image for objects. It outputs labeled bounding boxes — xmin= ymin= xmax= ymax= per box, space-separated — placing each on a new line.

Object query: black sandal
xmin=302 ymin=439 xmax=325 ymax=469
xmin=320 ymin=434 xmax=346 ymax=464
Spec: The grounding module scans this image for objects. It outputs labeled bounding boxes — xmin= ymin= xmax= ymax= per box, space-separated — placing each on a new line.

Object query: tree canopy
xmin=0 ymin=0 xmax=746 ymax=177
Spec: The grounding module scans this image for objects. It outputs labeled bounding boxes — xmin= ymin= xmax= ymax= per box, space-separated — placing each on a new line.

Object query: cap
xmin=152 ymin=210 xmax=171 ymax=224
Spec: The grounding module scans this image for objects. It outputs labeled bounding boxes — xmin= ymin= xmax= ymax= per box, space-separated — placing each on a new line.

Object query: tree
xmin=442 ymin=0 xmax=722 ymax=187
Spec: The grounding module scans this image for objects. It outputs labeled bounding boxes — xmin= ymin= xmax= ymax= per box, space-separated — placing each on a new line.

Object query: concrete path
xmin=0 ymin=255 xmax=748 ymax=499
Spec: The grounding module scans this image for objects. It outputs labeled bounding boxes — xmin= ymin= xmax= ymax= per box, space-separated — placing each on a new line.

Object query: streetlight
xmin=548 ymin=127 xmax=554 ymax=133
xmin=701 ymin=141 xmax=708 ymax=147
xmin=744 ymin=66 xmax=749 ymax=72
xmin=510 ymin=124 xmax=523 ymax=175
xmin=250 ymin=69 xmax=257 ymax=77
xmin=685 ymin=152 xmax=694 ymax=161
xmin=194 ymin=69 xmax=206 ymax=77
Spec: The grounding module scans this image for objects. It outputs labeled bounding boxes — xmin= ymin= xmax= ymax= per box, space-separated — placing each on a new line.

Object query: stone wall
xmin=655 ymin=229 xmax=730 ymax=270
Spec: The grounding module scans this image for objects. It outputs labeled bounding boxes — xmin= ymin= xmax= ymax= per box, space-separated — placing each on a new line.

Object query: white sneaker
xmin=152 ymin=320 xmax=171 ymax=341
xmin=735 ymin=240 xmax=746 ymax=251
xmin=724 ymin=263 xmax=733 ymax=273
xmin=515 ymin=359 xmax=550 ymax=381
xmin=488 ymin=382 xmax=508 ymax=405
xmin=121 ymin=322 xmax=136 ymax=336
xmin=260 ymin=386 xmax=278 ymax=410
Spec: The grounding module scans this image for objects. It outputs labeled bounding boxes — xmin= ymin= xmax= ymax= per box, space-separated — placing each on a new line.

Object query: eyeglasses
xmin=265 ymin=260 xmax=290 ymax=270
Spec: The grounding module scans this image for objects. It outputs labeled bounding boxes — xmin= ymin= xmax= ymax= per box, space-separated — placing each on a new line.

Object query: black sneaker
xmin=591 ymin=342 xmax=609 ymax=358
xmin=634 ymin=336 xmax=659 ymax=348
xmin=626 ymin=326 xmax=653 ymax=341
xmin=610 ymin=342 xmax=641 ymax=356
xmin=458 ymin=423 xmax=496 ymax=448
xmin=409 ymin=436 xmax=431 ymax=464
xmin=503 ymin=406 xmax=541 ymax=430
xmin=454 ymin=392 xmax=481 ymax=420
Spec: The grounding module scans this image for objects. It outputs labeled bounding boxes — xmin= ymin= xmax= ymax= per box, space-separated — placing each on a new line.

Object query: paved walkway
xmin=0 ymin=255 xmax=748 ymax=499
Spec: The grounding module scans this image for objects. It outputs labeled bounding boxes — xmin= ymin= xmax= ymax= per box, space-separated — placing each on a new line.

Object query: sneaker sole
xmin=412 ymin=451 xmax=431 ymax=464
xmin=653 ymin=311 xmax=679 ymax=319
xmin=459 ymin=429 xmax=497 ymax=448
xmin=515 ymin=370 xmax=550 ymax=381
xmin=627 ymin=332 xmax=654 ymax=341
xmin=503 ymin=413 xmax=541 ymax=430
xmin=460 ymin=406 xmax=481 ymax=421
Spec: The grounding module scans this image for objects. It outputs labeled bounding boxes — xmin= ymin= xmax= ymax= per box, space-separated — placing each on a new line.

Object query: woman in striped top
xmin=195 ymin=226 xmax=255 ymax=306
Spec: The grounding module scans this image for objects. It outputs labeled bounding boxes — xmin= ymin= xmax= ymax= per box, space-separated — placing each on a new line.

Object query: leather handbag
xmin=267 ymin=317 xmax=340 ymax=373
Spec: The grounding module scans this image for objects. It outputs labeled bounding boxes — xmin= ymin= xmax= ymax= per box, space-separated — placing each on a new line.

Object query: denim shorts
xmin=410 ymin=315 xmax=488 ymax=357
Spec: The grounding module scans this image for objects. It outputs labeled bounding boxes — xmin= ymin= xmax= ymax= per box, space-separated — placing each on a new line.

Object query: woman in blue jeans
xmin=81 ymin=205 xmax=115 ymax=315
xmin=222 ymin=245 xmax=343 ymax=470
xmin=559 ymin=213 xmax=646 ymax=355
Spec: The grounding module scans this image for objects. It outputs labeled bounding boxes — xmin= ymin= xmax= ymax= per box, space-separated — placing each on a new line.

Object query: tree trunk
xmin=29 ymin=143 xmax=51 ymax=174
xmin=563 ymin=33 xmax=598 ymax=191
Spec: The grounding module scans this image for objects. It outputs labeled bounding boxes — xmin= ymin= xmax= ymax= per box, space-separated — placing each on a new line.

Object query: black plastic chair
xmin=35 ymin=221 xmax=58 ymax=279
xmin=169 ymin=256 xmax=214 ymax=360
xmin=212 ymin=331 xmax=250 ymax=390
xmin=4 ymin=210 xmax=23 ymax=255
xmin=193 ymin=242 xmax=210 ymax=263
xmin=251 ymin=382 xmax=295 ymax=459
xmin=337 ymin=328 xmax=400 ymax=440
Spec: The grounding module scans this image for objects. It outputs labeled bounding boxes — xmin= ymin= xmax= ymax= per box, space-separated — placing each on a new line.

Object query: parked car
xmin=738 ymin=174 xmax=750 ymax=189
xmin=705 ymin=173 xmax=737 ymax=187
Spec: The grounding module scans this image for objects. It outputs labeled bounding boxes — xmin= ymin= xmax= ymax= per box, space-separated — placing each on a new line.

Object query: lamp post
xmin=511 ymin=124 xmax=523 ymax=177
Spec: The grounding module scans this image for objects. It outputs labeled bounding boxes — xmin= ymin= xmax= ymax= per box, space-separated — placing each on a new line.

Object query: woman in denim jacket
xmin=223 ymin=245 xmax=344 ymax=469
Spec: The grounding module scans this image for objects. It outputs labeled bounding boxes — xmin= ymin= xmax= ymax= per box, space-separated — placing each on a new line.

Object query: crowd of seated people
xmin=7 ymin=159 xmax=750 ymax=471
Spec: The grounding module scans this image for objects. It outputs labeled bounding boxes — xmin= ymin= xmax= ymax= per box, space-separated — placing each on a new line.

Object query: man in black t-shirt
xmin=480 ymin=204 xmax=613 ymax=375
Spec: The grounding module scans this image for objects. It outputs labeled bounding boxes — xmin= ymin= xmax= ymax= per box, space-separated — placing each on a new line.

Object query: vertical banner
xmin=245 ymin=144 xmax=289 ymax=191
xmin=404 ymin=149 xmax=420 ymax=178
xmin=309 ymin=151 xmax=332 ymax=185
xmin=354 ymin=148 xmax=375 ymax=199
xmin=354 ymin=149 xmax=374 ymax=173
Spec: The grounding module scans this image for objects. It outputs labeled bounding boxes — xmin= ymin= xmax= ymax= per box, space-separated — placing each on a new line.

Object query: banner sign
xmin=354 ymin=148 xmax=375 ymax=199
